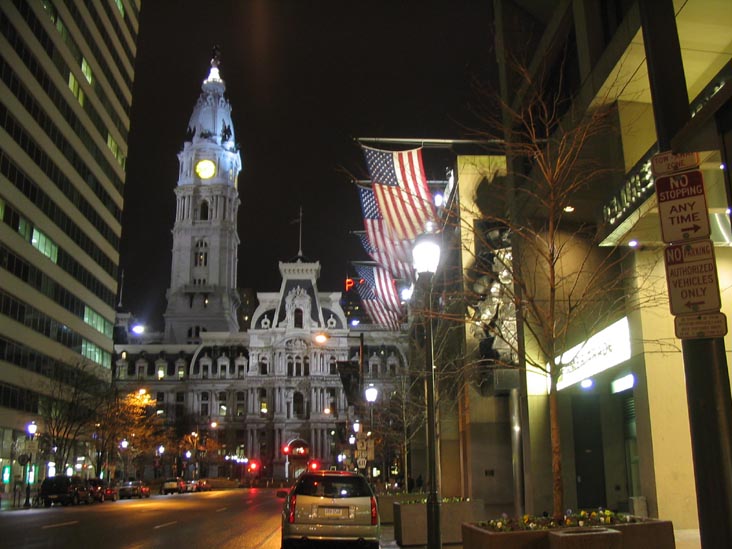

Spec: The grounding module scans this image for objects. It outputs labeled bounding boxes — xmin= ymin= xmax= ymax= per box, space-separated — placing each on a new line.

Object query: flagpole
xmin=298 ymin=206 xmax=303 ymax=257
xmin=356 ymin=137 xmax=504 ymax=147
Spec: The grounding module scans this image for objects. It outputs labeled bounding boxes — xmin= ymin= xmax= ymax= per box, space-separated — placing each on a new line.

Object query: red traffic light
xmin=248 ymin=460 xmax=259 ymax=472
xmin=283 ymin=445 xmax=290 ymax=455
xmin=308 ymin=460 xmax=320 ymax=471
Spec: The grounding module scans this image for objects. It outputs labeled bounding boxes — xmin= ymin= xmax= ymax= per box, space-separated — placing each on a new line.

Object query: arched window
xmin=304 ymin=356 xmax=310 ymax=376
xmin=329 ymin=357 xmax=337 ymax=375
xmin=294 ymin=308 xmax=303 ymax=328
xmin=287 ymin=357 xmax=294 ymax=377
xmin=199 ymin=201 xmax=209 ymax=220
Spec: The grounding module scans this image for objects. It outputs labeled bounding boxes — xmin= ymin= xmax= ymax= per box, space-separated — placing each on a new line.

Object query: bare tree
xmin=417 ymin=57 xmax=667 ymax=518
xmin=36 ymin=361 xmax=109 ymax=475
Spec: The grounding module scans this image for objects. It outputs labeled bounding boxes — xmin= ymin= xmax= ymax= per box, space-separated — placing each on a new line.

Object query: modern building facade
xmin=448 ymin=0 xmax=731 ymax=534
xmin=0 ymin=0 xmax=139 ymax=490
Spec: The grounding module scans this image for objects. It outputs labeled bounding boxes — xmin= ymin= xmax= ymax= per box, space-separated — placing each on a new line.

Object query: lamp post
xmin=23 ymin=421 xmax=38 ymax=508
xmin=365 ymin=383 xmax=378 ymax=427
xmin=120 ymin=439 xmax=129 ymax=481
xmin=413 ymin=230 xmax=442 ymax=549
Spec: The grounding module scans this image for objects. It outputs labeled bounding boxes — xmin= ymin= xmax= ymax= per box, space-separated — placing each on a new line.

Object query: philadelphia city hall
xmin=113 ymin=53 xmax=407 ymax=481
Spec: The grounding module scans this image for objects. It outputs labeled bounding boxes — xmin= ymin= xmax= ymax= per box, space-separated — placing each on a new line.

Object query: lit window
xmin=29 ymin=227 xmax=58 ymax=263
xmin=81 ymin=58 xmax=93 ymax=85
xmin=84 ymin=306 xmax=113 ymax=337
xmin=81 ymin=339 xmax=111 ymax=368
xmin=106 ymin=133 xmax=126 ymax=168
xmin=68 ymin=73 xmax=84 ymax=106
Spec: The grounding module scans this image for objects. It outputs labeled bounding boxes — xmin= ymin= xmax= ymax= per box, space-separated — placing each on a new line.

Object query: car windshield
xmin=294 ymin=475 xmax=372 ymax=498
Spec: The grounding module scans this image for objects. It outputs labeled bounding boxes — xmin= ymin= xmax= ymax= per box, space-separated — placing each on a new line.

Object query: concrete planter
xmin=462 ymin=519 xmax=675 ymax=549
xmin=376 ymin=493 xmax=417 ymax=524
xmin=610 ymin=520 xmax=675 ymax=548
xmin=394 ymin=499 xmax=485 ymax=546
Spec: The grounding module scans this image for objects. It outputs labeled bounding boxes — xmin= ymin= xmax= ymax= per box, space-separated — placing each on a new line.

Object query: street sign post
xmin=655 ymin=169 xmax=710 ymax=243
xmin=651 ymin=150 xmax=700 ymax=177
xmin=664 ymin=239 xmax=721 ymax=315
xmin=675 ymin=312 xmax=728 ymax=339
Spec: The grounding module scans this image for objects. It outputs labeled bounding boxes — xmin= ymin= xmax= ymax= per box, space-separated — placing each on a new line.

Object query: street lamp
xmin=120 ymin=439 xmax=129 ymax=481
xmin=413 ymin=230 xmax=442 ymax=549
xmin=23 ymin=421 xmax=38 ymax=508
xmin=365 ymin=383 xmax=378 ymax=427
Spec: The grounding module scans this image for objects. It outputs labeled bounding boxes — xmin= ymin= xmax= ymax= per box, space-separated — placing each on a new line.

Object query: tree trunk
xmin=549 ymin=380 xmax=563 ymax=518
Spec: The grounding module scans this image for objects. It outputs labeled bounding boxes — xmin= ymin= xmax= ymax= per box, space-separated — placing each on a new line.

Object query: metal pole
xmin=359 ymin=332 xmax=364 ymax=392
xmin=509 ymin=388 xmax=523 ymax=519
xmin=423 ymin=273 xmax=441 ymax=549
xmin=638 ymin=1 xmax=732 ymax=546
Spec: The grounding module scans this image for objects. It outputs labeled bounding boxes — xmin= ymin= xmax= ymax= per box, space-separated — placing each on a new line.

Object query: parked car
xmin=161 ymin=477 xmax=186 ymax=495
xmin=103 ymin=481 xmax=120 ymax=502
xmin=118 ymin=480 xmax=151 ymax=499
xmin=87 ymin=478 xmax=106 ymax=502
xmin=195 ymin=479 xmax=212 ymax=492
xmin=185 ymin=480 xmax=198 ymax=493
xmin=40 ymin=475 xmax=94 ymax=507
xmin=279 ymin=470 xmax=380 ymax=549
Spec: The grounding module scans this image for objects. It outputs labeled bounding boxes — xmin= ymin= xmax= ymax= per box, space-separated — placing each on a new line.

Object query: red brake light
xmin=288 ymin=494 xmax=297 ymax=524
xmin=370 ymin=496 xmax=378 ymax=525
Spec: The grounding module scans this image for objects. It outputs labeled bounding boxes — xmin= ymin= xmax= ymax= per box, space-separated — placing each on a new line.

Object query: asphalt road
xmin=0 ymin=487 xmax=284 ymax=549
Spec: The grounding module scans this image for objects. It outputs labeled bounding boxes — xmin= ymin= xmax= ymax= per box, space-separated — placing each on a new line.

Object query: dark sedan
xmin=118 ymin=480 xmax=151 ymax=499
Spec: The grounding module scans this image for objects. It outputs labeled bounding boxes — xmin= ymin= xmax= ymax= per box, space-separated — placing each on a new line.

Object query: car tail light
xmin=370 ymin=496 xmax=378 ymax=525
xmin=288 ymin=494 xmax=297 ymax=524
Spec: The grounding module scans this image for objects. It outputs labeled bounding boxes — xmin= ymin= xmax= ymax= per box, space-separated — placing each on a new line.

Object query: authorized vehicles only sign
xmin=664 ymin=239 xmax=721 ymax=315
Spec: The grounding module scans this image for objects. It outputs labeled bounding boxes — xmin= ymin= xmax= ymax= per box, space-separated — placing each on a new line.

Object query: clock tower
xmin=164 ymin=50 xmax=242 ymax=343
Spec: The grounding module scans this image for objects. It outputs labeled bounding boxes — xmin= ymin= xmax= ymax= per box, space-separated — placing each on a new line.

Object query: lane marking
xmin=42 ymin=521 xmax=79 ymax=529
xmin=216 ymin=507 xmax=227 ymax=512
xmin=153 ymin=521 xmax=178 ymax=529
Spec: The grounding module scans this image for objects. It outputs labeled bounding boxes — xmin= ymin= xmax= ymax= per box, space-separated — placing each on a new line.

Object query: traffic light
xmin=283 ymin=444 xmax=291 ymax=456
xmin=248 ymin=460 xmax=260 ymax=475
xmin=308 ymin=460 xmax=320 ymax=471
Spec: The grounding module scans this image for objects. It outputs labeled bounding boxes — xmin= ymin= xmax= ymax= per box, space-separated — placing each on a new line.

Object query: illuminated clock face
xmin=195 ymin=159 xmax=216 ymax=179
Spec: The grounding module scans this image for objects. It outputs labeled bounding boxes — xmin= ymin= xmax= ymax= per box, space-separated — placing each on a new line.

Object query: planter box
xmin=611 ymin=520 xmax=675 ymax=548
xmin=377 ymin=493 xmax=417 ymax=524
xmin=548 ymin=528 xmax=621 ymax=548
xmin=394 ymin=499 xmax=485 ymax=546
xmin=463 ymin=522 xmax=550 ymax=549
xmin=462 ymin=519 xmax=676 ymax=549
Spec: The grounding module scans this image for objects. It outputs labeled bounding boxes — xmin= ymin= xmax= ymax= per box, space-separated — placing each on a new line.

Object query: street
xmin=0 ymin=488 xmax=283 ymax=549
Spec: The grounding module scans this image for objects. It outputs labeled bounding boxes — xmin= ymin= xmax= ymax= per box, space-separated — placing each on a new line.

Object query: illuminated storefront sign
xmin=555 ymin=317 xmax=631 ymax=391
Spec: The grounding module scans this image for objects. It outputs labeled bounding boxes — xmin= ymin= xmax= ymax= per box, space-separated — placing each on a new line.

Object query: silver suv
xmin=279 ymin=470 xmax=380 ymax=549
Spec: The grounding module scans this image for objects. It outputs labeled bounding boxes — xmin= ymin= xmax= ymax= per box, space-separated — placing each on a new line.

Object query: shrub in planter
xmin=394 ymin=497 xmax=485 ymax=546
xmin=462 ymin=509 xmax=674 ymax=549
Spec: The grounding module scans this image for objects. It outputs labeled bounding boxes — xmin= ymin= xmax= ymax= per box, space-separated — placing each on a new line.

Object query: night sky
xmin=120 ymin=1 xmax=495 ymax=330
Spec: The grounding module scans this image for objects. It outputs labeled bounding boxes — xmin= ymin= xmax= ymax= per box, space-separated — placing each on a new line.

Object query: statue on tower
xmin=211 ymin=45 xmax=221 ymax=69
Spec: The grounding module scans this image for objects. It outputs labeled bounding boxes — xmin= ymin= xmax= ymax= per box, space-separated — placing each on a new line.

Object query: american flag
xmin=363 ymin=146 xmax=437 ymax=241
xmin=355 ymin=264 xmax=402 ymax=313
xmin=357 ymin=234 xmax=413 ymax=282
xmin=358 ymin=187 xmax=414 ymax=281
xmin=355 ymin=277 xmax=401 ymax=331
